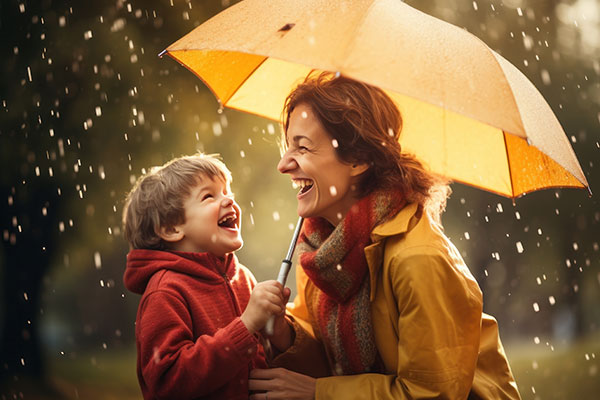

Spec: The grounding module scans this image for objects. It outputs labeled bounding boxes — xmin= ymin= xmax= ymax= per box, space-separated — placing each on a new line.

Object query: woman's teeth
xmin=293 ymin=179 xmax=314 ymax=194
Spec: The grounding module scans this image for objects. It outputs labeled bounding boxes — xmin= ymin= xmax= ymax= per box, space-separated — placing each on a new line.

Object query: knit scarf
xmin=297 ymin=189 xmax=406 ymax=375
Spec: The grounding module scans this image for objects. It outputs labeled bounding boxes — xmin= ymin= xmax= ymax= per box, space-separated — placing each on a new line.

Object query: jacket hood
xmin=124 ymin=249 xmax=235 ymax=294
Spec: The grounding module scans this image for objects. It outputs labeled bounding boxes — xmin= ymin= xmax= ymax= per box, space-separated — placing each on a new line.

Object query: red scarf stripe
xmin=299 ymin=190 xmax=406 ymax=375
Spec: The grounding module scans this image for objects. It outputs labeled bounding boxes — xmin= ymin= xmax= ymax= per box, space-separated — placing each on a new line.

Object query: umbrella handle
xmin=264 ymin=217 xmax=304 ymax=336
xmin=264 ymin=259 xmax=292 ymax=335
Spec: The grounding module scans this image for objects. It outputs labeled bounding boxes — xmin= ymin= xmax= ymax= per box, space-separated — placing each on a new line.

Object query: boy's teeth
xmin=218 ymin=215 xmax=235 ymax=225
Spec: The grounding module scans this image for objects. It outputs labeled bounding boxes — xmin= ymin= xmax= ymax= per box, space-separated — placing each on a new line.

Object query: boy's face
xmin=172 ymin=176 xmax=243 ymax=256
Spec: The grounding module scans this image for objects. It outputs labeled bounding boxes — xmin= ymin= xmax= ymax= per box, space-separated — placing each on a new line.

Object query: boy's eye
xmin=201 ymin=193 xmax=213 ymax=201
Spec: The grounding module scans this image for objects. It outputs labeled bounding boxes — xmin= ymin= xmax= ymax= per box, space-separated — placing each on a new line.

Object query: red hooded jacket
xmin=124 ymin=249 xmax=267 ymax=400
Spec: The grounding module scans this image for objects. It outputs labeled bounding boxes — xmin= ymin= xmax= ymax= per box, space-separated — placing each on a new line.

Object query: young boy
xmin=122 ymin=153 xmax=287 ymax=399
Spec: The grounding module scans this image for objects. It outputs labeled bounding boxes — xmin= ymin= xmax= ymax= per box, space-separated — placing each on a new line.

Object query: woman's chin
xmin=296 ymin=206 xmax=313 ymax=219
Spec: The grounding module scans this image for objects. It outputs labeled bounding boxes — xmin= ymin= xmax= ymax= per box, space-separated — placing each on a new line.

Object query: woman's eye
xmin=298 ymin=145 xmax=309 ymax=152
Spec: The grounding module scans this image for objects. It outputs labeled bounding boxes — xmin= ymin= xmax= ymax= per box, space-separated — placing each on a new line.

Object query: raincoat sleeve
xmin=137 ymin=290 xmax=260 ymax=399
xmin=269 ymin=266 xmax=331 ymax=378
xmin=315 ymin=249 xmax=483 ymax=399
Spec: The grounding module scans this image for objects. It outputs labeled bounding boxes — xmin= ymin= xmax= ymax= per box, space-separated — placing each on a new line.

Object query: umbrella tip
xmin=587 ymin=186 xmax=593 ymax=197
xmin=158 ymin=49 xmax=167 ymax=58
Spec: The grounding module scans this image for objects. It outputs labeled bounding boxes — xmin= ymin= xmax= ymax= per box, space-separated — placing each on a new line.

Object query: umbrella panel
xmin=168 ymin=50 xmax=586 ymax=198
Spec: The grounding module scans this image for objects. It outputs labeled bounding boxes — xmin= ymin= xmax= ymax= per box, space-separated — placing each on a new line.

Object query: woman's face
xmin=277 ymin=103 xmax=366 ymax=225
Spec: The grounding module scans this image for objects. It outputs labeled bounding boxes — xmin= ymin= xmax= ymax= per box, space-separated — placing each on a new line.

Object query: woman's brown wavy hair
xmin=282 ymin=72 xmax=450 ymax=220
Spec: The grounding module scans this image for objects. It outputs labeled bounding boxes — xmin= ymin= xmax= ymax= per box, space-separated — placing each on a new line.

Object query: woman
xmin=249 ymin=73 xmax=520 ymax=399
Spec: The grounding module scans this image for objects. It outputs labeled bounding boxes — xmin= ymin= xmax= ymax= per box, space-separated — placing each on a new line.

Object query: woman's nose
xmin=277 ymin=151 xmax=298 ymax=174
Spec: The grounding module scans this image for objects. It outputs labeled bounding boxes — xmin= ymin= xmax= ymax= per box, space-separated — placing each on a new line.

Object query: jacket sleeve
xmin=316 ymin=250 xmax=483 ymax=399
xmin=137 ymin=290 xmax=259 ymax=399
xmin=269 ymin=266 xmax=331 ymax=378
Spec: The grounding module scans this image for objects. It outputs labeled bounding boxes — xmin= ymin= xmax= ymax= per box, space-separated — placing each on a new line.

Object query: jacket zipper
xmin=220 ymin=271 xmax=242 ymax=316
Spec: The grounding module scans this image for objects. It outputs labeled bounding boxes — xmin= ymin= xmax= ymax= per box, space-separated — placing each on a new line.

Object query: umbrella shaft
xmin=265 ymin=217 xmax=304 ymax=336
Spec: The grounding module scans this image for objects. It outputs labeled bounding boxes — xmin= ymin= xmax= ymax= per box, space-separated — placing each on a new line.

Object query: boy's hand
xmin=241 ymin=281 xmax=288 ymax=334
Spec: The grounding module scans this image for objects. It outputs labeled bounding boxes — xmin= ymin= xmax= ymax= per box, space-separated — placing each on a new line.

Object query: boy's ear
xmin=158 ymin=224 xmax=184 ymax=243
xmin=350 ymin=163 xmax=369 ymax=177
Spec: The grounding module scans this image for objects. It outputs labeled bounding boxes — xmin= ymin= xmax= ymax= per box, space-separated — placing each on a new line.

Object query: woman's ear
xmin=158 ymin=225 xmax=184 ymax=243
xmin=350 ymin=163 xmax=369 ymax=177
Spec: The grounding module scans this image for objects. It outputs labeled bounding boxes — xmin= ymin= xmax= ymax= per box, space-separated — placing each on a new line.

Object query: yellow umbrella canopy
xmin=163 ymin=0 xmax=589 ymax=199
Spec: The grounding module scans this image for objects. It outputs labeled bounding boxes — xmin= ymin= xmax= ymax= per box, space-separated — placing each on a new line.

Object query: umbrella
xmin=161 ymin=0 xmax=590 ymax=199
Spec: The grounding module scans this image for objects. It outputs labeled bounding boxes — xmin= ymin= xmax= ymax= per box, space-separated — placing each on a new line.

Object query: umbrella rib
xmin=502 ymin=131 xmax=516 ymax=199
xmin=469 ymin=35 xmax=527 ymax=137
xmin=222 ymin=55 xmax=269 ymax=106
xmin=336 ymin=0 xmax=378 ymax=70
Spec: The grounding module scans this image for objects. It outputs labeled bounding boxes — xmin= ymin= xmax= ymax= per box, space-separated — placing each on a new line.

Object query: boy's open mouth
xmin=293 ymin=179 xmax=314 ymax=195
xmin=218 ymin=213 xmax=237 ymax=229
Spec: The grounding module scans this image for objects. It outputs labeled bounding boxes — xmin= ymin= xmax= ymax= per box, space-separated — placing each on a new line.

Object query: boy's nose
xmin=277 ymin=151 xmax=298 ymax=174
xmin=221 ymin=196 xmax=234 ymax=208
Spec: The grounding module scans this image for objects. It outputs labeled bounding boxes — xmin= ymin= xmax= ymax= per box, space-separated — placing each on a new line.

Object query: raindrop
xmin=533 ymin=302 xmax=540 ymax=312
xmin=301 ymin=111 xmax=308 ymax=119
xmin=329 ymin=186 xmax=337 ymax=196
xmin=523 ymin=35 xmax=533 ymax=50
xmin=267 ymin=123 xmax=275 ymax=134
xmin=84 ymin=30 xmax=93 ymax=40
xmin=212 ymin=122 xmax=222 ymax=136
xmin=336 ymin=264 xmax=342 ymax=271
xmin=472 ymin=1 xmax=478 ymax=11
xmin=572 ymin=242 xmax=579 ymax=251
xmin=516 ymin=241 xmax=524 ymax=253
xmin=464 ymin=232 xmax=470 ymax=240
xmin=331 ymin=139 xmax=339 ymax=148
xmin=548 ymin=296 xmax=556 ymax=305
xmin=534 ymin=336 xmax=541 ymax=344
xmin=541 ymin=69 xmax=551 ymax=85
xmin=272 ymin=211 xmax=280 ymax=221
xmin=94 ymin=252 xmax=102 ymax=269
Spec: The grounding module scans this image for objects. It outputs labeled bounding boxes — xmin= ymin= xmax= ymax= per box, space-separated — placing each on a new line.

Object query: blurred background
xmin=0 ymin=0 xmax=598 ymax=398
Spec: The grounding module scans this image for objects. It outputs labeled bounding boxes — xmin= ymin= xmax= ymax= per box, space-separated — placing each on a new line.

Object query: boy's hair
xmin=123 ymin=153 xmax=232 ymax=250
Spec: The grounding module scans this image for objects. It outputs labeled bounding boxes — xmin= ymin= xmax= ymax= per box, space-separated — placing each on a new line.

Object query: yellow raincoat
xmin=272 ymin=203 xmax=521 ymax=399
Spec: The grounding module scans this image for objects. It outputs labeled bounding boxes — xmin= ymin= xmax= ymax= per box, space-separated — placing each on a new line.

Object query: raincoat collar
xmin=371 ymin=202 xmax=420 ymax=241
xmin=365 ymin=202 xmax=421 ymax=300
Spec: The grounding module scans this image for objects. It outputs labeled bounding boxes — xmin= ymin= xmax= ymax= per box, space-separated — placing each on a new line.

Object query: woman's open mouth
xmin=293 ymin=179 xmax=314 ymax=196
